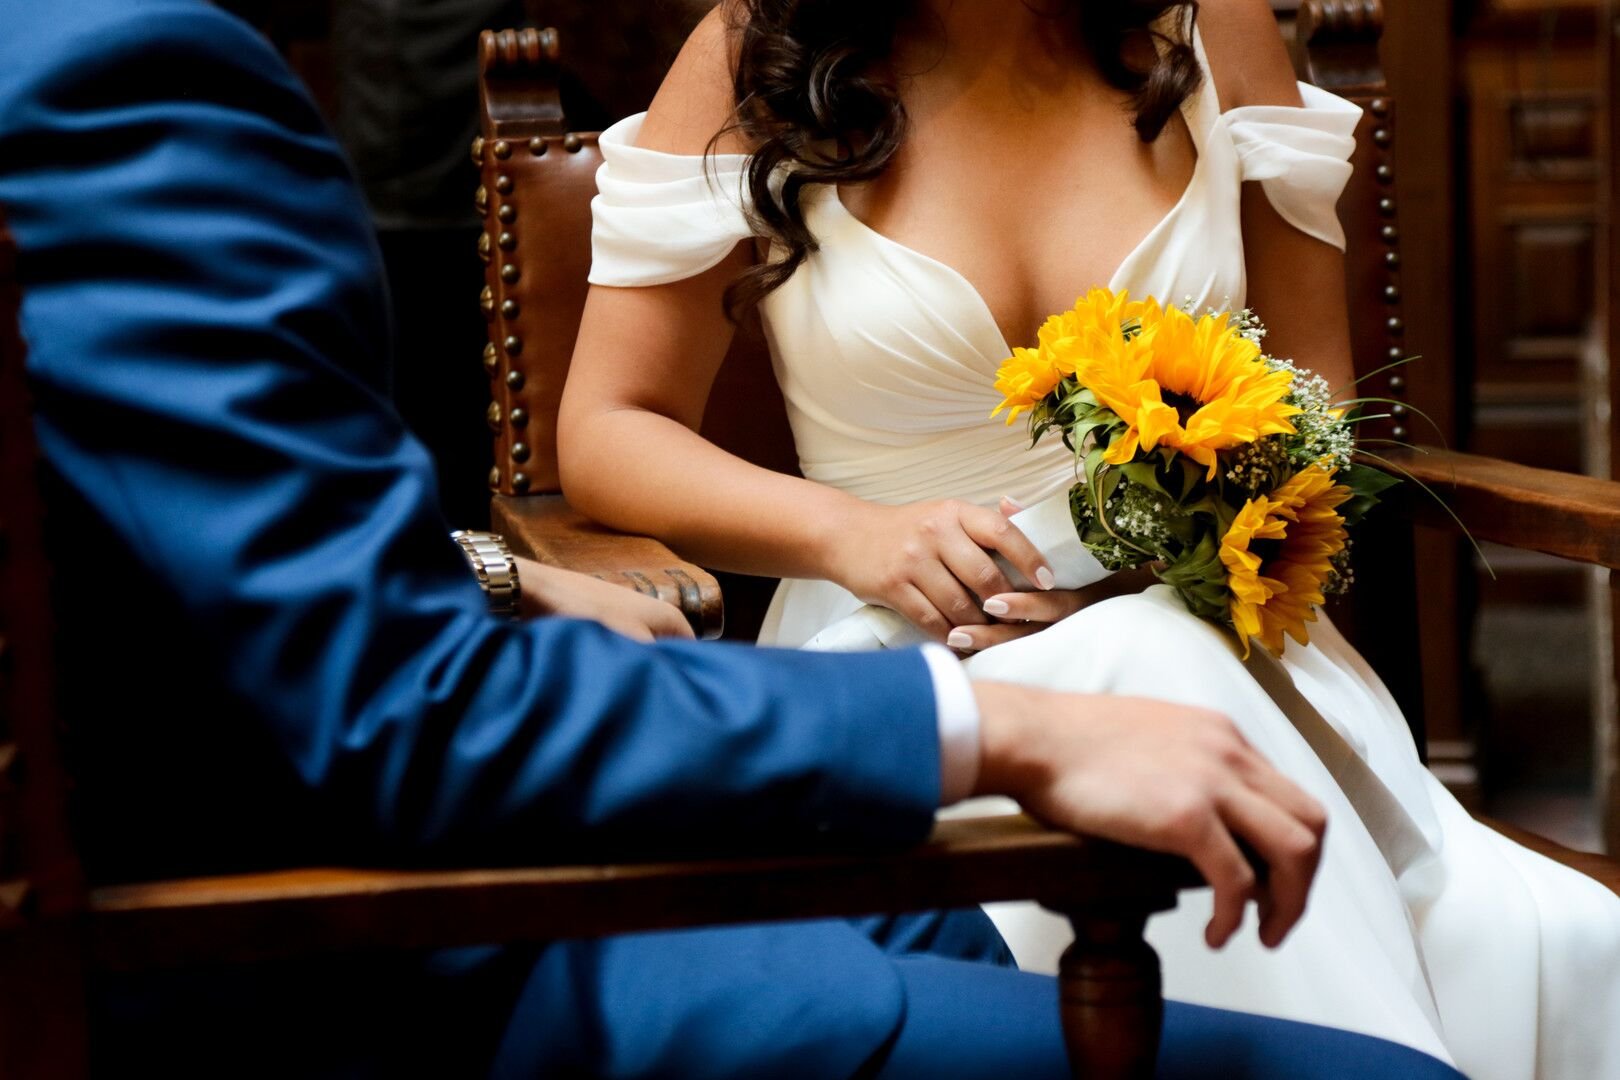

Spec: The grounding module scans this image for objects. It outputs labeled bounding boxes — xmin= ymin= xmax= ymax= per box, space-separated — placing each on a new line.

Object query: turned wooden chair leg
xmin=1056 ymin=907 xmax=1164 ymax=1080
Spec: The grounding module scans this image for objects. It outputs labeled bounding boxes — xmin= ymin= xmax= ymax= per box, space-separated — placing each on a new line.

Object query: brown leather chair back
xmin=1288 ymin=2 xmax=1428 ymax=736
xmin=474 ymin=27 xmax=793 ymax=502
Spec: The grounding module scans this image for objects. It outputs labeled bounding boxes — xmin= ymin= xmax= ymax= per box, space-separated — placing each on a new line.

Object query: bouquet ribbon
xmin=1242 ymin=650 xmax=1431 ymax=885
xmin=804 ymin=490 xmax=1114 ymax=652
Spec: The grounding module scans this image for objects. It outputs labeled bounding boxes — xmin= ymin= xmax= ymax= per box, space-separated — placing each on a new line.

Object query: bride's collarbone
xmin=836 ymin=123 xmax=1196 ymax=344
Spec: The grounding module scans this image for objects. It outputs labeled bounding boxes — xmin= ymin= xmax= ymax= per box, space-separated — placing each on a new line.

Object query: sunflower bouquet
xmin=990 ymin=287 xmax=1398 ymax=658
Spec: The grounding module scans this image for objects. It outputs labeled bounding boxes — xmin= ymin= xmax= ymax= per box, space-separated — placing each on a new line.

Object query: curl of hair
xmin=718 ymin=1 xmax=1201 ymax=318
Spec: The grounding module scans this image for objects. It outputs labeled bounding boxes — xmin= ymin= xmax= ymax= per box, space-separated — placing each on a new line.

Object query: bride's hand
xmin=948 ymin=565 xmax=1160 ymax=652
xmin=515 ymin=557 xmax=695 ymax=642
xmin=829 ymin=498 xmax=1054 ymax=644
xmin=945 ymin=497 xmax=1157 ymax=653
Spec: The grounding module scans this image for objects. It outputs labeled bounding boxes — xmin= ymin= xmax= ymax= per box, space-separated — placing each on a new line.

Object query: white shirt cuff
xmin=919 ymin=644 xmax=981 ymax=806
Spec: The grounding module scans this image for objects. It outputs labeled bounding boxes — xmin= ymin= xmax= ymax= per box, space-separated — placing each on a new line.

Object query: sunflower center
xmin=1161 ymin=388 xmax=1204 ymax=425
xmin=1249 ymin=537 xmax=1286 ymax=568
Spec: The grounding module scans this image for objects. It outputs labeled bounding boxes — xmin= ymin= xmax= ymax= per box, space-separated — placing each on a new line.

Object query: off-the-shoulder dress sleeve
xmin=1223 ymin=83 xmax=1363 ymax=251
xmin=589 ymin=112 xmax=757 ymax=287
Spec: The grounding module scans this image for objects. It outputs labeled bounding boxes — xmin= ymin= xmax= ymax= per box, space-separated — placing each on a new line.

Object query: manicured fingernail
xmin=983 ymin=598 xmax=1011 ymax=617
xmin=947 ymin=630 xmax=973 ymax=650
xmin=1035 ymin=566 xmax=1056 ymax=590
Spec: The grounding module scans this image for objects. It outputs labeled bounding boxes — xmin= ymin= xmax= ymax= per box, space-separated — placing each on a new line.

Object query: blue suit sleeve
xmin=0 ymin=0 xmax=944 ymax=858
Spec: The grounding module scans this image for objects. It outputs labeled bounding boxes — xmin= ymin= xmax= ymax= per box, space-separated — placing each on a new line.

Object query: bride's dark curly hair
xmin=718 ymin=0 xmax=1201 ymax=316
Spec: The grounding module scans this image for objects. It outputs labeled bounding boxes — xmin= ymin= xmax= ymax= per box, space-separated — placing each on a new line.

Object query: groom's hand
xmin=971 ymin=681 xmax=1327 ymax=951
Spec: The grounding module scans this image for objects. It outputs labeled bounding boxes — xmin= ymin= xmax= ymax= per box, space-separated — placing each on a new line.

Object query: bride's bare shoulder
xmin=637 ymin=3 xmax=755 ymax=157
xmin=1194 ymin=0 xmax=1304 ymax=109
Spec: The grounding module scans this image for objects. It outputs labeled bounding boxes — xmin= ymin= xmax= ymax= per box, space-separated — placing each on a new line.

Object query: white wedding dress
xmin=588 ymin=27 xmax=1620 ymax=1080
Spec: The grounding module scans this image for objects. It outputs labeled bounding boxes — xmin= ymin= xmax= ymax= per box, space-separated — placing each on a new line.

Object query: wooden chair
xmin=470 ymin=1 xmax=1620 ymax=880
xmin=0 ymin=199 xmax=1198 ymax=1079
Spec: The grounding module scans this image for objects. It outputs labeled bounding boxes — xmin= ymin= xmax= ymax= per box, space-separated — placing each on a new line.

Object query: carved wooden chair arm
xmin=86 ymin=816 xmax=1195 ymax=968
xmin=1482 ymin=817 xmax=1620 ymax=897
xmin=85 ymin=816 xmax=1198 ymax=1078
xmin=1384 ymin=447 xmax=1620 ymax=889
xmin=491 ymin=493 xmax=724 ymax=639
xmin=1387 ymin=446 xmax=1620 ymax=570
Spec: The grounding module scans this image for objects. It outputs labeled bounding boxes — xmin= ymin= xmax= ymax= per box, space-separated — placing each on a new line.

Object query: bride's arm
xmin=557 ymin=11 xmax=1052 ymax=643
xmin=1203 ymin=0 xmax=1357 ymax=396
xmin=558 ymin=11 xmax=857 ymax=582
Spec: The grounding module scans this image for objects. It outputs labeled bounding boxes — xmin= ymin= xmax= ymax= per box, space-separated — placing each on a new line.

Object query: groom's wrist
xmin=970 ymin=681 xmax=1058 ymax=802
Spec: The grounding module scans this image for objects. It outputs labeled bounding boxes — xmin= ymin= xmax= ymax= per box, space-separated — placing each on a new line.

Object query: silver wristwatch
xmin=451 ymin=530 xmax=521 ymax=620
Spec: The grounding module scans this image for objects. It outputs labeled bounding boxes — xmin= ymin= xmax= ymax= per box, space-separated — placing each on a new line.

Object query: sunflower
xmin=991 ymin=288 xmax=1147 ymax=424
xmin=990 ymin=346 xmax=1067 ymax=425
xmin=1219 ymin=465 xmax=1351 ymax=658
xmin=1073 ymin=298 xmax=1300 ymax=478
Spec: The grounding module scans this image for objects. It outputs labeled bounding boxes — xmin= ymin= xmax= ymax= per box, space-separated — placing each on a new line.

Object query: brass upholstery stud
xmin=1370 ymin=98 xmax=1389 ymax=117
xmin=1387 ymin=317 xmax=1404 ymax=334
xmin=493 ymin=139 xmax=512 ymax=160
xmin=512 ymin=472 xmax=531 ymax=494
xmin=470 ymin=135 xmax=485 ymax=164
xmin=483 ymin=343 xmax=499 ymax=375
xmin=1391 ymin=403 xmax=1408 ymax=417
xmin=1384 ymin=285 xmax=1401 ymax=303
xmin=0 ymin=881 xmax=34 ymax=919
xmin=511 ymin=442 xmax=531 ymax=463
xmin=494 ymin=174 xmax=513 ymax=194
xmin=564 ymin=132 xmax=582 ymax=153
xmin=1381 ymin=225 xmax=1399 ymax=243
xmin=498 ymin=231 xmax=517 ymax=251
xmin=506 ymin=370 xmax=525 ymax=390
xmin=1389 ymin=374 xmax=1407 ymax=391
xmin=529 ymin=137 xmax=548 ymax=156
xmin=477 ymin=232 xmax=492 ymax=264
xmin=1375 ymin=164 xmax=1394 ymax=183
xmin=497 ymin=204 xmax=516 ymax=224
xmin=1391 ymin=425 xmax=1408 ymax=440
xmin=487 ymin=401 xmax=504 ymax=431
xmin=480 ymin=286 xmax=495 ymax=319
xmin=1388 ymin=345 xmax=1404 ymax=361
xmin=504 ymin=335 xmax=523 ymax=355
xmin=1373 ymin=128 xmax=1392 ymax=147
xmin=500 ymin=299 xmax=519 ymax=319
xmin=1378 ymin=197 xmax=1396 ymax=217
xmin=509 ymin=407 xmax=528 ymax=428
xmin=488 ymin=467 xmax=502 ymax=490
xmin=501 ymin=263 xmax=520 ymax=284
xmin=474 ymin=185 xmax=488 ymax=214
xmin=1384 ymin=251 xmax=1401 ymax=269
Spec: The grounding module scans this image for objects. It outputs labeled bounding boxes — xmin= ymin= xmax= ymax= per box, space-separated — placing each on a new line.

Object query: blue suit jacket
xmin=0 ymin=1 xmax=1006 ymax=1074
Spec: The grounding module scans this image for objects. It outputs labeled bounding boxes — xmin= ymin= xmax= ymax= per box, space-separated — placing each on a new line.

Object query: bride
xmin=556 ymin=1 xmax=1620 ymax=1077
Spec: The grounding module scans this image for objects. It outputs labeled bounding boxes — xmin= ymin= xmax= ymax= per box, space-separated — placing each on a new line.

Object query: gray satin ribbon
xmin=1243 ymin=649 xmax=1431 ymax=881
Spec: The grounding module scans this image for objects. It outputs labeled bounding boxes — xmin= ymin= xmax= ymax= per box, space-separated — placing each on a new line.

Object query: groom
xmin=0 ymin=0 xmax=1461 ymax=1076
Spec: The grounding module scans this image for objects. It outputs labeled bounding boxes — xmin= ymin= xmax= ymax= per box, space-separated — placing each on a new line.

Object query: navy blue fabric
xmin=875 ymin=957 xmax=1467 ymax=1080
xmin=0 ymin=0 xmax=943 ymax=875
xmin=0 ymin=2 xmax=1465 ymax=1076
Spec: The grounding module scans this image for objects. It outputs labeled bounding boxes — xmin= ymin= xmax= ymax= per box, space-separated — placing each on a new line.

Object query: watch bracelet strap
xmin=451 ymin=530 xmax=520 ymax=619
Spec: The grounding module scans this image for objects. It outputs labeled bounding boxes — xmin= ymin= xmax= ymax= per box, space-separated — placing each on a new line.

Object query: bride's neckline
xmin=826 ymin=89 xmax=1210 ymax=358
